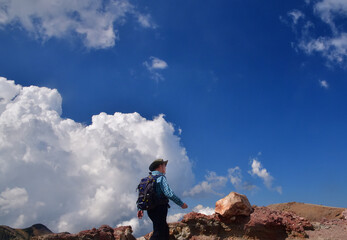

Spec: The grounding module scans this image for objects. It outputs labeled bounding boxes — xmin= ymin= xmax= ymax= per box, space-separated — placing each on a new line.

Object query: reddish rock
xmin=32 ymin=225 xmax=135 ymax=240
xmin=166 ymin=206 xmax=313 ymax=240
xmin=245 ymin=207 xmax=313 ymax=239
xmin=215 ymin=192 xmax=252 ymax=219
xmin=140 ymin=193 xmax=317 ymax=239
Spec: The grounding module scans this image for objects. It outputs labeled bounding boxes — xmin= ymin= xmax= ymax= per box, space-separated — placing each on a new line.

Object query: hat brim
xmin=149 ymin=159 xmax=168 ymax=171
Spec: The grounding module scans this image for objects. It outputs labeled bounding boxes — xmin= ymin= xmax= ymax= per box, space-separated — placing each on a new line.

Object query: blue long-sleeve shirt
xmin=151 ymin=171 xmax=184 ymax=207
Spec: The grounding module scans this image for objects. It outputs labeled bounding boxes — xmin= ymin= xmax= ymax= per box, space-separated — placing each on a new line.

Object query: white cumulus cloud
xmin=0 ymin=187 xmax=28 ymax=213
xmin=167 ymin=212 xmax=185 ymax=223
xmin=183 ymin=171 xmax=227 ymax=197
xmin=249 ymin=158 xmax=282 ymax=194
xmin=0 ymin=0 xmax=154 ymax=49
xmin=0 ymin=76 xmax=193 ymax=233
xmin=192 ymin=204 xmax=214 ymax=215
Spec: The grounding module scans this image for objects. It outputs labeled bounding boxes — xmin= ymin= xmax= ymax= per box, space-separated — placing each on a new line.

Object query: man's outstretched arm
xmin=158 ymin=176 xmax=188 ymax=208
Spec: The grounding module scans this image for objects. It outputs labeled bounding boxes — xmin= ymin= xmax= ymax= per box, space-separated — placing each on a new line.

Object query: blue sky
xmin=0 ymin=0 xmax=347 ymax=234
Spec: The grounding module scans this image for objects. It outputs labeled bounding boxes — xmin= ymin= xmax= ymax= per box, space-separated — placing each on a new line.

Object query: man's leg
xmin=156 ymin=205 xmax=169 ymax=239
xmin=147 ymin=207 xmax=159 ymax=240
xmin=147 ymin=205 xmax=169 ymax=240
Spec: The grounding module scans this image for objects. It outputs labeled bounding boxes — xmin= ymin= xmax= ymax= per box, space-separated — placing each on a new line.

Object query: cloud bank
xmin=286 ymin=0 xmax=347 ymax=67
xmin=0 ymin=76 xmax=193 ymax=233
xmin=0 ymin=0 xmax=155 ymax=49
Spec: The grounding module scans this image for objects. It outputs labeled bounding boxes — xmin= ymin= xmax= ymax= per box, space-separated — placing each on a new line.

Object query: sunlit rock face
xmin=215 ymin=192 xmax=252 ymax=218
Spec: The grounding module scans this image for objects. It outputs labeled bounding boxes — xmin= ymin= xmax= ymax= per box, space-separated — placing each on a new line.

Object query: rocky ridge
xmin=1 ymin=192 xmax=346 ymax=240
xmin=0 ymin=224 xmax=52 ymax=240
xmin=140 ymin=192 xmax=315 ymax=240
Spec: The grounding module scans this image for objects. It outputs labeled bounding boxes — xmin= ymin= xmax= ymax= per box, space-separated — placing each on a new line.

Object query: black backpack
xmin=136 ymin=173 xmax=161 ymax=211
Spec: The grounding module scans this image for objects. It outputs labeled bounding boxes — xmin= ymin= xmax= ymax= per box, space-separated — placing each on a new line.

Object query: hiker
xmin=137 ymin=158 xmax=188 ymax=240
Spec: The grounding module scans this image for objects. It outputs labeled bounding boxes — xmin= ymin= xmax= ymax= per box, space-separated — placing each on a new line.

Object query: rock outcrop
xmin=141 ymin=193 xmax=314 ymax=240
xmin=244 ymin=207 xmax=313 ymax=239
xmin=215 ymin=192 xmax=252 ymax=220
xmin=166 ymin=207 xmax=313 ymax=240
xmin=32 ymin=225 xmax=135 ymax=240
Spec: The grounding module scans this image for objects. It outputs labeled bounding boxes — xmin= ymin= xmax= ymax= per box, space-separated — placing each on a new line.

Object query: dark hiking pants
xmin=147 ymin=204 xmax=169 ymax=240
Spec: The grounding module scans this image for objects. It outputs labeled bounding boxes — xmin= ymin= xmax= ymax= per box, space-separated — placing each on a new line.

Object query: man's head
xmin=149 ymin=158 xmax=168 ymax=174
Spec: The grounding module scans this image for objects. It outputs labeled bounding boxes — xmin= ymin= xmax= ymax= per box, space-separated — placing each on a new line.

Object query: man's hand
xmin=137 ymin=210 xmax=143 ymax=219
xmin=181 ymin=203 xmax=188 ymax=209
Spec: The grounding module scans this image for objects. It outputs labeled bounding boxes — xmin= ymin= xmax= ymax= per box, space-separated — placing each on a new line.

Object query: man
xmin=137 ymin=159 xmax=188 ymax=240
